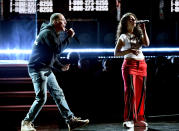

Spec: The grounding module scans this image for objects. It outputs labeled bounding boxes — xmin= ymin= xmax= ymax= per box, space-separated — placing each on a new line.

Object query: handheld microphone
xmin=136 ymin=20 xmax=150 ymax=24
xmin=73 ymin=35 xmax=80 ymax=44
xmin=65 ymin=28 xmax=80 ymax=44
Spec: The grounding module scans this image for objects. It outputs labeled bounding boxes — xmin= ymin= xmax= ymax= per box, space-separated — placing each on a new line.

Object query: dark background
xmin=0 ymin=0 xmax=179 ymax=50
xmin=0 ymin=0 xmax=179 ymax=129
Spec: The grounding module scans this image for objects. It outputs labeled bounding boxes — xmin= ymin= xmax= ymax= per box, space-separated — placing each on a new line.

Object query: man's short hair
xmin=50 ymin=13 xmax=62 ymax=24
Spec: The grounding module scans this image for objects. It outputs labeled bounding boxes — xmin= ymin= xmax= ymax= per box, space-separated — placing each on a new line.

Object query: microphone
xmin=136 ymin=20 xmax=150 ymax=24
xmin=65 ymin=28 xmax=80 ymax=44
xmin=73 ymin=35 xmax=80 ymax=44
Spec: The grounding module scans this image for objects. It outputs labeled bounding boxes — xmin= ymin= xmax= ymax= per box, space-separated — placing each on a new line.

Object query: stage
xmin=16 ymin=121 xmax=179 ymax=131
xmin=0 ymin=58 xmax=179 ymax=131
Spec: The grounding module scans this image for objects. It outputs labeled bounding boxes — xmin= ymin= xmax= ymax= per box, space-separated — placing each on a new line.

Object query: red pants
xmin=122 ymin=59 xmax=147 ymax=121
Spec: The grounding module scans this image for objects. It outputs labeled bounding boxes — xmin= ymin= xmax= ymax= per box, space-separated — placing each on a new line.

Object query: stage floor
xmin=17 ymin=121 xmax=179 ymax=131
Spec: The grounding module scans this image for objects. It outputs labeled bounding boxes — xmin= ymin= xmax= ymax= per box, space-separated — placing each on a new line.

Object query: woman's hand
xmin=139 ymin=23 xmax=150 ymax=46
xmin=139 ymin=23 xmax=146 ymax=31
xmin=129 ymin=49 xmax=140 ymax=56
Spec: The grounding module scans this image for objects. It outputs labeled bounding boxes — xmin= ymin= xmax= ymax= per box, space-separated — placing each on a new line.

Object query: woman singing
xmin=114 ymin=12 xmax=150 ymax=128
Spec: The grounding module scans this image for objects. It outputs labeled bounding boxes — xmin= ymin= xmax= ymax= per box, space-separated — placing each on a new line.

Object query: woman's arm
xmin=140 ymin=24 xmax=150 ymax=47
xmin=114 ymin=38 xmax=139 ymax=56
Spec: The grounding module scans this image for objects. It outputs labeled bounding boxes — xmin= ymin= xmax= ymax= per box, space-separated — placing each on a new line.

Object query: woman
xmin=114 ymin=12 xmax=150 ymax=128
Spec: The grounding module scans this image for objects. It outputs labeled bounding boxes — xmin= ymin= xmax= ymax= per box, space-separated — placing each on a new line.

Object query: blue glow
xmin=0 ymin=19 xmax=36 ymax=51
xmin=0 ymin=60 xmax=28 ymax=64
xmin=0 ymin=48 xmax=179 ymax=64
xmin=0 ymin=49 xmax=32 ymax=54
xmin=142 ymin=48 xmax=179 ymax=52
xmin=0 ymin=48 xmax=179 ymax=54
xmin=63 ymin=48 xmax=114 ymax=53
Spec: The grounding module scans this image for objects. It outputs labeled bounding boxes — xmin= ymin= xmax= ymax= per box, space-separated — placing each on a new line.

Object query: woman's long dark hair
xmin=116 ymin=12 xmax=143 ymax=43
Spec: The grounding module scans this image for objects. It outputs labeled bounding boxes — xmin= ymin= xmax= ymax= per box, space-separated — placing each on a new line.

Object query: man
xmin=21 ymin=13 xmax=89 ymax=131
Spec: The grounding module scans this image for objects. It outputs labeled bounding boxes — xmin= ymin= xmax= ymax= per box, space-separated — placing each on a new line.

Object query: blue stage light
xmin=0 ymin=48 xmax=179 ymax=54
xmin=64 ymin=48 xmax=179 ymax=53
xmin=63 ymin=48 xmax=114 ymax=53
xmin=0 ymin=49 xmax=32 ymax=54
xmin=0 ymin=48 xmax=179 ymax=64
xmin=142 ymin=48 xmax=179 ymax=52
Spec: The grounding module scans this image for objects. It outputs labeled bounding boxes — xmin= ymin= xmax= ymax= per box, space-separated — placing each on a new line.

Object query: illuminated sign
xmin=3 ymin=0 xmax=115 ymax=20
xmin=171 ymin=0 xmax=179 ymax=12
xmin=69 ymin=0 xmax=109 ymax=11
xmin=9 ymin=0 xmax=53 ymax=14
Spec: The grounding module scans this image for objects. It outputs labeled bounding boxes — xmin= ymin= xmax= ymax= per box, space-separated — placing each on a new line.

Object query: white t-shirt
xmin=119 ymin=33 xmax=144 ymax=59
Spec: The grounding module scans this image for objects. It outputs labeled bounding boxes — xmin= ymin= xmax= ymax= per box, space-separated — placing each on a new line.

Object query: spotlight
xmin=0 ymin=47 xmax=179 ymax=55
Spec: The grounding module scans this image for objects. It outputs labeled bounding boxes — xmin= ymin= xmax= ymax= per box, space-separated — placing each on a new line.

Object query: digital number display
xmin=69 ymin=0 xmax=109 ymax=11
xmin=37 ymin=0 xmax=53 ymax=13
xmin=171 ymin=0 xmax=179 ymax=12
xmin=9 ymin=0 xmax=53 ymax=14
xmin=9 ymin=0 xmax=109 ymax=14
xmin=10 ymin=0 xmax=36 ymax=14
xmin=3 ymin=0 xmax=115 ymax=20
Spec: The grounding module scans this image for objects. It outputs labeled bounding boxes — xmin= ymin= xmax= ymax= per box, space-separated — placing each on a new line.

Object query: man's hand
xmin=66 ymin=28 xmax=75 ymax=38
xmin=61 ymin=64 xmax=70 ymax=71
